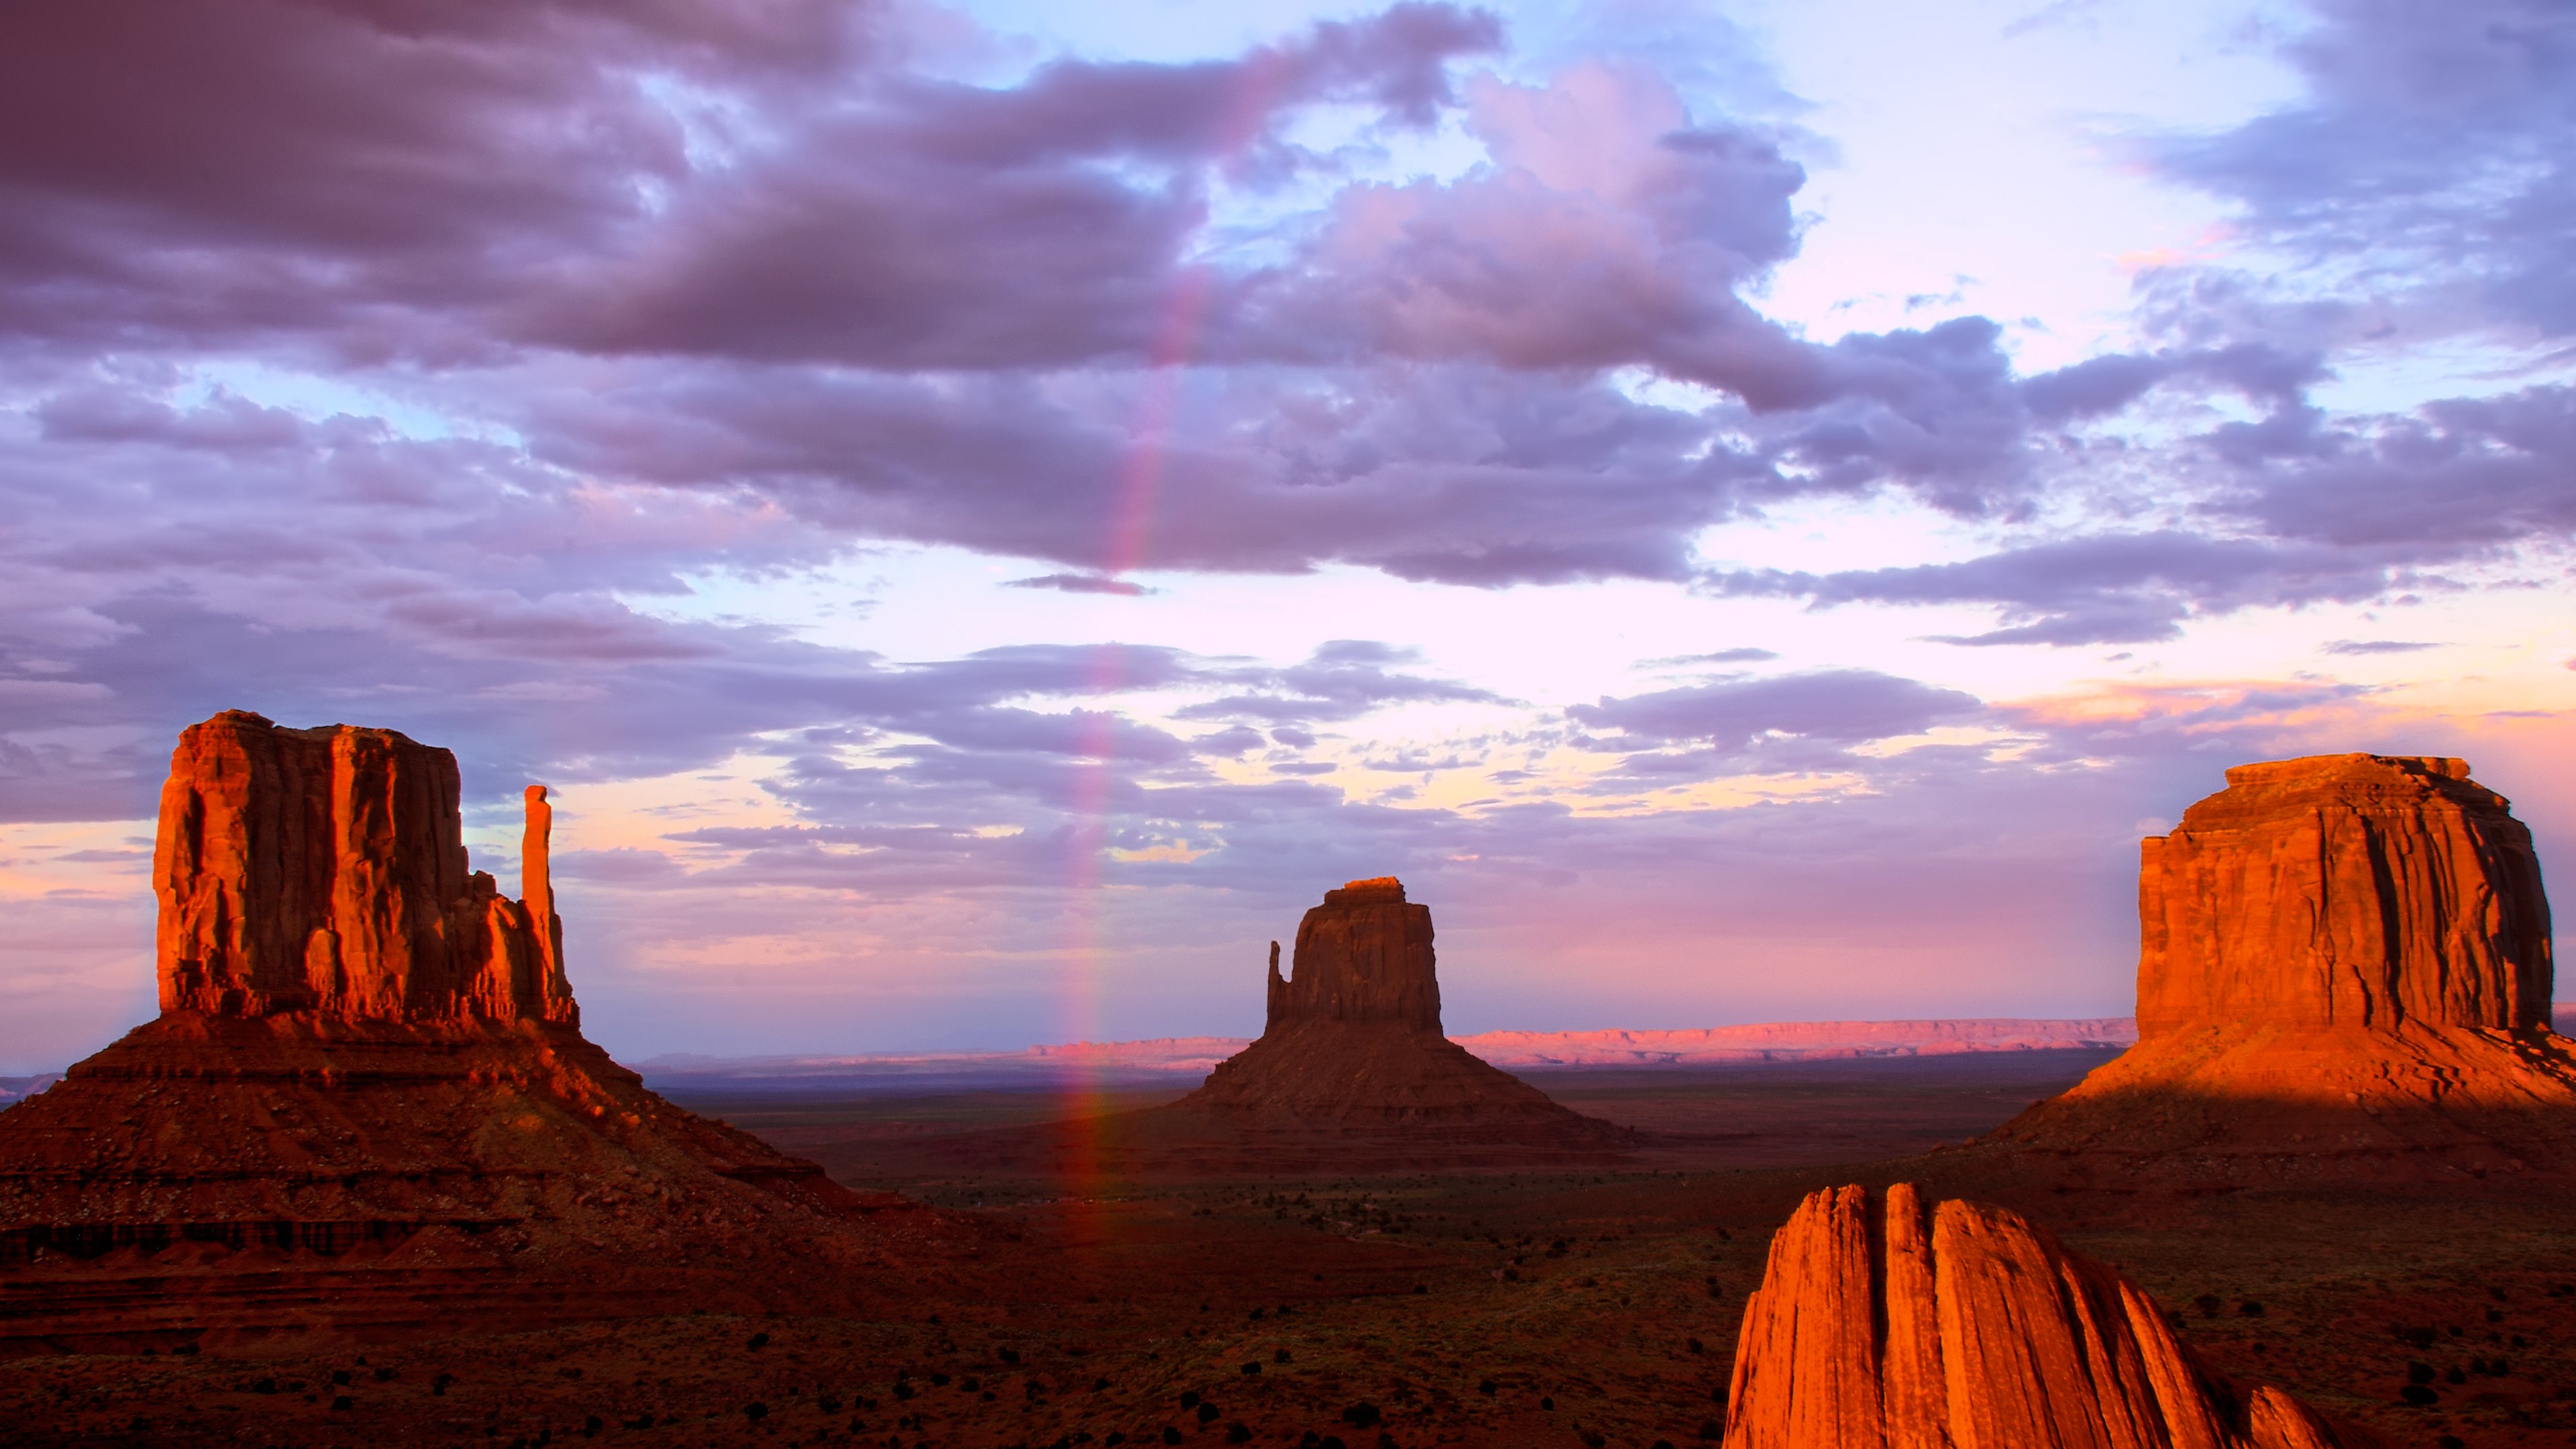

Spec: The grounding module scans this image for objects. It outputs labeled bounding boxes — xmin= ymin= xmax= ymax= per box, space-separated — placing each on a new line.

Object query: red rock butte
xmin=1988 ymin=753 xmax=2571 ymax=1183
xmin=1175 ymin=877 xmax=1619 ymax=1138
xmin=881 ymin=877 xmax=1637 ymax=1176
xmin=1724 ymin=1182 xmax=2380 ymax=1448
xmin=0 ymin=711 xmax=936 ymax=1351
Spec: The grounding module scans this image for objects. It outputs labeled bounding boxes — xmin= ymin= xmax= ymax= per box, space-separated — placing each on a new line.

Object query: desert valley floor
xmin=7 ymin=1049 xmax=2576 ymax=1448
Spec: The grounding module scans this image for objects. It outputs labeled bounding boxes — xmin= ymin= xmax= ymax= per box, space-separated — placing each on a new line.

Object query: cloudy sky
xmin=3 ymin=0 xmax=2570 ymax=1071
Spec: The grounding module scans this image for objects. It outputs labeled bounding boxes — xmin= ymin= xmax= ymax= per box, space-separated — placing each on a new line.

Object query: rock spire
xmin=154 ymin=710 xmax=575 ymax=1024
xmin=1723 ymin=1183 xmax=2379 ymax=1449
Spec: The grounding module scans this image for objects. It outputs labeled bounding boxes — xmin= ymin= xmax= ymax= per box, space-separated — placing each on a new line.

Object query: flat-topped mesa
xmin=1724 ymin=1183 xmax=2381 ymax=1449
xmin=1264 ymin=875 xmax=1441 ymax=1034
xmin=154 ymin=710 xmax=576 ymax=1026
xmin=2137 ymin=753 xmax=2552 ymax=1040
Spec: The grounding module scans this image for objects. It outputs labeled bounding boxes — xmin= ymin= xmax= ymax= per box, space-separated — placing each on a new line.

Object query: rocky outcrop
xmin=1181 ymin=877 xmax=1612 ymax=1133
xmin=155 ymin=710 xmax=574 ymax=1024
xmin=0 ymin=710 xmax=931 ymax=1349
xmin=1989 ymin=753 xmax=2575 ymax=1183
xmin=894 ymin=879 xmax=1637 ymax=1175
xmin=2137 ymin=755 xmax=2551 ymax=1038
xmin=1724 ymin=1183 xmax=2380 ymax=1449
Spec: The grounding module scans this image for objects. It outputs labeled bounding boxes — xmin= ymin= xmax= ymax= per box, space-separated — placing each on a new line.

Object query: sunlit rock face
xmin=1988 ymin=753 xmax=2573 ymax=1184
xmin=1723 ymin=1183 xmax=2381 ymax=1449
xmin=2136 ymin=754 xmax=2552 ymax=1039
xmin=155 ymin=710 xmax=573 ymax=1024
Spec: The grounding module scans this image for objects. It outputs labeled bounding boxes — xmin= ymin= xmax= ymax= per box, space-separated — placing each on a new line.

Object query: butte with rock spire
xmin=1984 ymin=752 xmax=2568 ymax=1184
xmin=0 ymin=710 xmax=936 ymax=1351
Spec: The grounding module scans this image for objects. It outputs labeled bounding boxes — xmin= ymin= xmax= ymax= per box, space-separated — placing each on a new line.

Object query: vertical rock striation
xmin=155 ymin=710 xmax=575 ymax=1024
xmin=2136 ymin=755 xmax=2551 ymax=1038
xmin=1990 ymin=753 xmax=2574 ymax=1182
xmin=1723 ymin=1183 xmax=2379 ymax=1449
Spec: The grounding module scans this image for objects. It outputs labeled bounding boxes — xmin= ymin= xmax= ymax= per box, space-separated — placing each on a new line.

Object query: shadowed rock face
xmin=1265 ymin=877 xmax=1440 ymax=1032
xmin=2137 ymin=754 xmax=2551 ymax=1038
xmin=1990 ymin=754 xmax=2574 ymax=1183
xmin=1724 ymin=1183 xmax=2380 ymax=1449
xmin=155 ymin=710 xmax=572 ymax=1024
xmin=1165 ymin=878 xmax=1627 ymax=1157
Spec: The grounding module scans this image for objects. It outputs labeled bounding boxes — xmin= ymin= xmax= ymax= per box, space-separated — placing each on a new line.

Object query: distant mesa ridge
xmin=1724 ymin=1182 xmax=2381 ymax=1448
xmin=1991 ymin=752 xmax=2576 ymax=1182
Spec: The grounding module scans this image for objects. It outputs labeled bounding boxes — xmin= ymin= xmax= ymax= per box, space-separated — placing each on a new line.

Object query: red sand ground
xmin=9 ymin=1051 xmax=2576 ymax=1448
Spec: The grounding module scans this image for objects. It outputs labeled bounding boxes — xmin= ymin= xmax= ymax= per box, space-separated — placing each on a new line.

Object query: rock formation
xmin=1176 ymin=877 xmax=1616 ymax=1136
xmin=155 ymin=711 xmax=574 ymax=1023
xmin=1723 ymin=1183 xmax=2381 ymax=1449
xmin=1988 ymin=753 xmax=2573 ymax=1183
xmin=879 ymin=878 xmax=1637 ymax=1175
xmin=0 ymin=711 xmax=938 ymax=1350
xmin=2134 ymin=755 xmax=2550 ymax=1036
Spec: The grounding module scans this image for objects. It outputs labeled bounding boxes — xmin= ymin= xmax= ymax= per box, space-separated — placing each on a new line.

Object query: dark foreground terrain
xmin=6 ymin=1049 xmax=2573 ymax=1448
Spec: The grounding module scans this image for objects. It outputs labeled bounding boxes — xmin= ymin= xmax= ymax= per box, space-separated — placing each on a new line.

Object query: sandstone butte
xmin=1169 ymin=877 xmax=1628 ymax=1146
xmin=0 ymin=711 xmax=938 ymax=1351
xmin=878 ymin=878 xmax=1638 ymax=1177
xmin=1724 ymin=1182 xmax=2382 ymax=1449
xmin=1985 ymin=752 xmax=2570 ymax=1183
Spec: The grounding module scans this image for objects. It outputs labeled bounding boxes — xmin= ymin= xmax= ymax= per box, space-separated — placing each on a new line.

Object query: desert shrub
xmin=748 ymin=1332 xmax=769 ymax=1349
xmin=1226 ymin=1424 xmax=1252 ymax=1444
xmin=2400 ymin=1385 xmax=2439 ymax=1407
xmin=1342 ymin=1403 xmax=1380 ymax=1428
xmin=744 ymin=1402 xmax=768 ymax=1421
xmin=1697 ymin=1419 xmax=1723 ymax=1440
xmin=2237 ymin=1301 xmax=2264 ymax=1318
